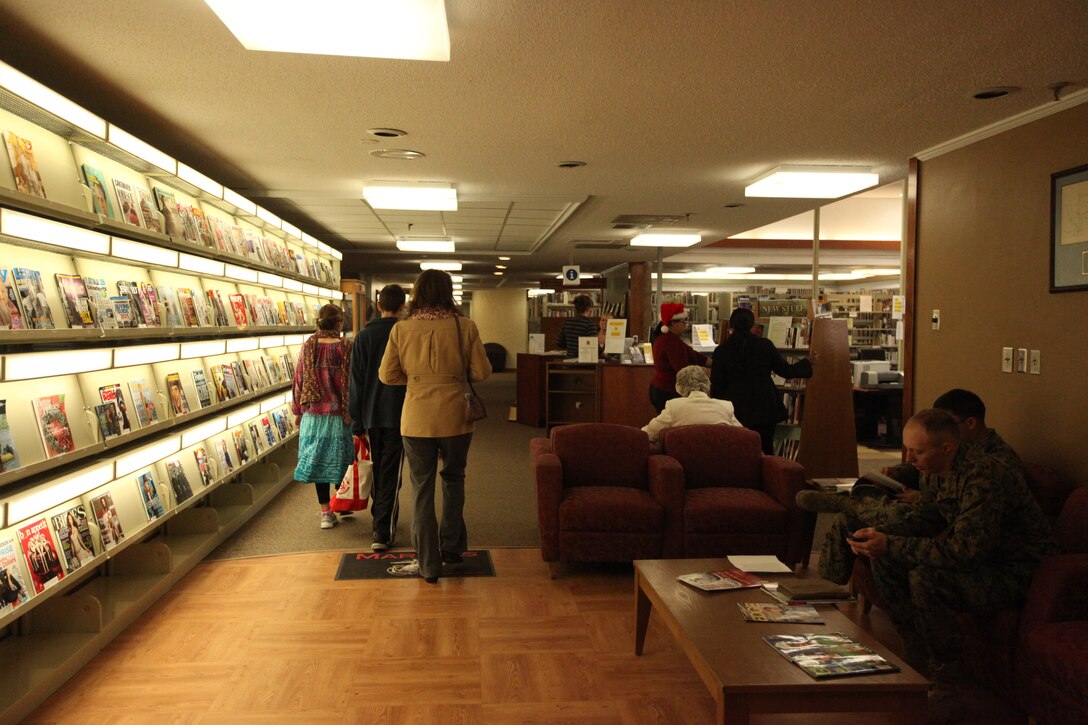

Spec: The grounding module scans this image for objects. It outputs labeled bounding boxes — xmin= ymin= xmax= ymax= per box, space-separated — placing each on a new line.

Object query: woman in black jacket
xmin=710 ymin=307 xmax=814 ymax=454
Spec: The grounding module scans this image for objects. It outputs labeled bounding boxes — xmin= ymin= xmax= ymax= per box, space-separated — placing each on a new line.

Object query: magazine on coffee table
xmin=677 ymin=567 xmax=764 ymax=592
xmin=763 ymin=632 xmax=899 ymax=679
xmin=738 ymin=602 xmax=824 ymax=624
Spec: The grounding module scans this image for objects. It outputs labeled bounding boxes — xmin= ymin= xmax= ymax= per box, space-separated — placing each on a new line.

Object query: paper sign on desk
xmin=640 ymin=342 xmax=653 ymax=364
xmin=528 ymin=333 xmax=545 ymax=354
xmin=578 ymin=336 xmax=598 ymax=363
xmin=691 ymin=324 xmax=715 ymax=348
xmin=604 ymin=318 xmax=627 ymax=354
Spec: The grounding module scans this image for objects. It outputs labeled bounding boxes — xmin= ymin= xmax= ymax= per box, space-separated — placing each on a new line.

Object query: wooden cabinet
xmin=546 ymin=362 xmax=598 ymax=429
xmin=598 ymin=364 xmax=656 ymax=428
xmin=515 ymin=353 xmax=551 ymax=427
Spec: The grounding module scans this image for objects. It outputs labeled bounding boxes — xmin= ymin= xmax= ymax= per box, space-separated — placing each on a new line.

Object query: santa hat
xmin=659 ymin=303 xmax=686 ymax=332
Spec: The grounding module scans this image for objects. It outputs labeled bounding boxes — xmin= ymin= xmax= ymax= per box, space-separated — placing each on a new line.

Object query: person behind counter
xmin=710 ymin=307 xmax=814 ymax=454
xmin=554 ymin=294 xmax=598 ymax=359
xmin=648 ymin=303 xmax=709 ymax=413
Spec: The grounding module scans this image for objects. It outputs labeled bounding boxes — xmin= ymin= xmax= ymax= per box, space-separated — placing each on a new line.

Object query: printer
xmin=852 ymin=361 xmax=902 ymax=386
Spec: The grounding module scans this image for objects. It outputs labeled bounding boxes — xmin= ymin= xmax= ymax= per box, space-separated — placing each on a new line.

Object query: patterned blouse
xmin=291 ymin=338 xmax=350 ymax=418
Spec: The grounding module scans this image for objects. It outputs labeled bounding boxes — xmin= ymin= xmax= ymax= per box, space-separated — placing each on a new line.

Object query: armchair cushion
xmin=560 ymin=486 xmax=664 ymax=532
xmin=660 ymin=424 xmax=762 ymax=489
xmin=552 ymin=423 xmax=649 ymax=489
xmin=685 ymin=488 xmax=785 ymax=534
xmin=1020 ymin=621 xmax=1088 ymax=725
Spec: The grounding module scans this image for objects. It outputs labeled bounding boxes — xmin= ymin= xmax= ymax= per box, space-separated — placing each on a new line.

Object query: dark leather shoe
xmin=441 ymin=550 xmax=463 ymax=564
xmin=423 ymin=575 xmax=439 ymax=584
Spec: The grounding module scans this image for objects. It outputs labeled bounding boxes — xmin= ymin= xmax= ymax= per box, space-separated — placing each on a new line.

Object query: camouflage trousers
xmin=869 ymin=557 xmax=1035 ymax=664
xmin=817 ymin=497 xmax=912 ymax=584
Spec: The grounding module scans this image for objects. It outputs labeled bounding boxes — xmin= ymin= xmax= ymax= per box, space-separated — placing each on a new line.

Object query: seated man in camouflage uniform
xmin=800 ymin=388 xmax=1022 ymax=584
xmin=848 ymin=409 xmax=1056 ymax=690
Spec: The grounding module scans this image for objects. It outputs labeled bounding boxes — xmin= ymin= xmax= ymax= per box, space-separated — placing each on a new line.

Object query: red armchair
xmin=532 ymin=423 xmax=683 ymax=571
xmin=658 ymin=424 xmax=813 ymax=566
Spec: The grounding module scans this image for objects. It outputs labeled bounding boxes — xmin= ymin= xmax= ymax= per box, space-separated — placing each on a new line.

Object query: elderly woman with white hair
xmin=641 ymin=365 xmax=742 ymax=443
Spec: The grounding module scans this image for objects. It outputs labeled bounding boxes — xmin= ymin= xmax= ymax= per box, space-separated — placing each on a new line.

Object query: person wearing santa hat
xmin=648 ymin=302 xmax=709 ymax=413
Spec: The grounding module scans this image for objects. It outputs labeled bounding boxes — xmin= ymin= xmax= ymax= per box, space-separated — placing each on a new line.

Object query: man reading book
xmin=847 ymin=409 xmax=1055 ymax=703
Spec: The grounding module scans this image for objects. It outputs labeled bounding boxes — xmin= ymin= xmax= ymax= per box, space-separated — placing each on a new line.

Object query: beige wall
xmin=470 ymin=289 xmax=529 ymax=370
xmin=915 ymin=101 xmax=1088 ymax=486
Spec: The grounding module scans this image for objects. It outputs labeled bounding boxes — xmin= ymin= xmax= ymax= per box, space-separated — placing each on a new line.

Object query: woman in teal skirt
xmin=291 ymin=304 xmax=354 ymax=529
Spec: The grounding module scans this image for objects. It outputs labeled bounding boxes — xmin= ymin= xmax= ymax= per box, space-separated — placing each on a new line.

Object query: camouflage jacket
xmin=884 ymin=428 xmax=1023 ymax=492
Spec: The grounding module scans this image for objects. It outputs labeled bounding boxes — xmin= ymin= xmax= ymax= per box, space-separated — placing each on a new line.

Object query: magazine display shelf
xmin=0 ymin=66 xmax=342 ymax=722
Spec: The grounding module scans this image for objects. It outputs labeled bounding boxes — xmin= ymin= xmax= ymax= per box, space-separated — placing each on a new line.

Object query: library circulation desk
xmin=516 ymin=354 xmax=658 ymax=430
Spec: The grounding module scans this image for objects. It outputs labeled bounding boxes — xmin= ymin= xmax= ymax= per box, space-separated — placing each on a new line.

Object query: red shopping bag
xmin=330 ymin=435 xmax=372 ymax=512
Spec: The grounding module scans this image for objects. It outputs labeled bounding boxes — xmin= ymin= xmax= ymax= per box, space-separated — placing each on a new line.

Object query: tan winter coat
xmin=378 ymin=314 xmax=492 ymax=437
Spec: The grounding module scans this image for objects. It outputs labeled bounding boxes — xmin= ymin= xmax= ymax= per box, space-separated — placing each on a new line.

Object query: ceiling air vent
xmin=611 ymin=214 xmax=688 ymax=227
xmin=572 ymin=240 xmax=628 ymax=249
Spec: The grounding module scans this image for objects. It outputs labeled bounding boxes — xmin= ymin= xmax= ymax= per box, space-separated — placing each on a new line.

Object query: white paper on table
xmin=578 ymin=336 xmax=598 ymax=363
xmin=728 ymin=555 xmax=792 ymax=573
xmin=528 ymin=333 xmax=545 ymax=354
xmin=604 ymin=318 xmax=627 ymax=354
xmin=691 ymin=324 xmax=715 ymax=348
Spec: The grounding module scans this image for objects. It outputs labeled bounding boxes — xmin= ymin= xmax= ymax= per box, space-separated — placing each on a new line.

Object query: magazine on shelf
xmin=247 ymin=421 xmax=263 ymax=454
xmin=164 ymin=458 xmax=194 ymax=504
xmin=12 ymin=267 xmax=55 ymax=329
xmin=762 ymin=632 xmax=899 ymax=679
xmin=194 ymin=446 xmax=215 ymax=487
xmin=176 ymin=288 xmax=200 ymax=327
xmin=232 ymin=429 xmax=251 ymax=465
xmin=81 ymin=164 xmax=115 ymax=218
xmin=222 ymin=364 xmax=240 ymax=399
xmin=165 ymin=372 xmax=190 ymax=415
xmin=229 ymin=226 xmax=247 ymax=257
xmin=271 ymin=410 xmax=289 ymax=439
xmin=4 ymin=130 xmax=46 ymax=198
xmin=260 ymin=415 xmax=277 ymax=446
xmin=231 ymin=362 xmax=249 ymax=394
xmin=84 ymin=277 xmax=117 ymax=329
xmin=17 ymin=517 xmax=64 ymax=594
xmin=281 ymin=406 xmax=296 ymax=433
xmin=191 ymin=369 xmax=213 ymax=408
xmin=109 ymin=295 xmax=135 ymax=328
xmin=214 ymin=438 xmax=234 ymax=473
xmin=209 ymin=216 xmax=230 ymax=252
xmin=156 ymin=286 xmax=182 ymax=327
xmin=115 ymin=281 xmax=145 ymax=326
xmin=32 ymin=394 xmax=75 ymax=459
xmin=176 ymin=203 xmax=201 ymax=243
xmin=136 ymin=469 xmax=166 ymax=521
xmin=191 ymin=292 xmax=213 ymax=327
xmin=676 ymin=567 xmax=765 ymax=592
xmin=0 ymin=268 xmax=27 ymax=330
xmin=50 ymin=505 xmax=97 ymax=573
xmin=54 ymin=273 xmax=95 ymax=328
xmin=142 ymin=284 xmax=162 ymax=326
xmin=228 ymin=293 xmax=248 ymax=325
xmin=89 ymin=491 xmax=125 ymax=551
xmin=127 ymin=378 xmax=159 ymax=428
xmin=112 ymin=178 xmax=144 ymax=228
xmin=0 ymin=399 xmax=21 ymax=473
xmin=206 ymin=289 xmax=230 ymax=326
xmin=210 ymin=366 xmax=229 ymax=402
xmin=190 ymin=207 xmax=215 ymax=247
xmin=99 ymin=384 xmax=134 ymax=433
xmin=93 ymin=402 xmax=123 ymax=441
xmin=133 ymin=281 xmax=158 ymax=327
xmin=0 ymin=535 xmax=31 ymax=611
xmin=134 ymin=185 xmax=162 ymax=233
xmin=152 ymin=186 xmax=184 ymax=238
xmin=738 ymin=602 xmax=825 ymax=624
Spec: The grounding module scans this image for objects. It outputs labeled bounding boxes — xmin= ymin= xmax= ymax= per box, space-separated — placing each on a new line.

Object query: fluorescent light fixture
xmin=255 ymin=206 xmax=282 ymax=228
xmin=177 ymin=162 xmax=224 ymax=198
xmin=3 ymin=348 xmax=113 ymax=381
xmin=281 ymin=221 xmax=301 ymax=239
xmin=180 ymin=340 xmax=226 ymax=359
xmin=226 ymin=337 xmax=260 ymax=353
xmin=493 ymin=271 xmax=503 ymax=276
xmin=0 ymin=61 xmax=107 ymax=138
xmin=450 ymin=276 xmax=463 ymax=283
xmin=283 ymin=278 xmax=303 ymax=292
xmin=180 ymin=416 xmax=228 ymax=449
xmin=179 ymin=253 xmax=225 ymax=277
xmin=260 ymin=394 xmax=287 ymax=413
xmin=498 ymin=256 xmax=511 ymax=261
xmin=107 ymin=125 xmax=176 ymax=174
xmin=225 ymin=264 xmax=259 ymax=283
xmin=363 ymin=181 xmax=457 ymax=211
xmin=111 ymin=237 xmax=179 ymax=268
xmin=705 ymin=266 xmax=756 ymax=275
xmin=283 ymin=334 xmax=305 ymax=345
xmin=115 ymin=435 xmax=182 ymax=478
xmin=205 ymin=0 xmax=450 ymax=61
xmin=259 ymin=335 xmax=285 ymax=349
xmin=452 ymin=284 xmax=463 ymax=290
xmin=317 ymin=241 xmax=331 ymax=254
xmin=301 ymin=232 xmax=320 ymax=248
xmin=227 ymin=403 xmax=261 ymax=429
xmin=258 ymin=271 xmax=283 ymax=288
xmin=629 ymin=232 xmax=701 ymax=247
xmin=419 ymin=261 xmax=462 ymax=271
xmin=527 ymin=289 xmax=555 ymax=296
xmin=224 ymin=188 xmax=257 ymax=215
xmin=302 ymin=283 xmax=319 ymax=295
xmin=1 ymin=208 xmax=110 ymax=255
xmin=328 ymin=247 xmax=343 ymax=261
xmin=745 ymin=165 xmax=880 ymax=199
xmin=6 ymin=462 xmax=114 ymax=524
xmin=114 ymin=342 xmax=180 ymax=367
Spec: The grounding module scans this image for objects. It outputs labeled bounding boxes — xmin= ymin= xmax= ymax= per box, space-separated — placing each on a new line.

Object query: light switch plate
xmin=1030 ymin=349 xmax=1041 ymax=375
xmin=1016 ymin=348 xmax=1028 ymax=373
xmin=931 ymin=309 xmax=940 ymax=330
xmin=1001 ymin=347 xmax=1013 ymax=373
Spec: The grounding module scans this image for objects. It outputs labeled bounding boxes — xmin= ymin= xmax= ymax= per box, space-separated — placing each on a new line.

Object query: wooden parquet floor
xmin=24 ymin=548 xmax=1025 ymax=724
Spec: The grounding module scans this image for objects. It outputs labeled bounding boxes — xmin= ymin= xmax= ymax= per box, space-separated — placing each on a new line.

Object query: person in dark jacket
xmin=710 ymin=307 xmax=814 ymax=454
xmin=348 ymin=284 xmax=407 ymax=551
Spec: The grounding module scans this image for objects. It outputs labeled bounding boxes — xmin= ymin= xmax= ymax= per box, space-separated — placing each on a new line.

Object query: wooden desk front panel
xmin=516 ymin=353 xmax=549 ymax=427
xmin=598 ymin=364 xmax=657 ymax=428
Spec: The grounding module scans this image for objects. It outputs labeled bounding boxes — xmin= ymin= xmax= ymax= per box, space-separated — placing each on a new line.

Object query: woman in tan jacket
xmin=379 ymin=270 xmax=491 ymax=583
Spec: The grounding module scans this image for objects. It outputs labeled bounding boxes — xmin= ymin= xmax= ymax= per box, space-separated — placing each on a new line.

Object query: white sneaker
xmin=320 ymin=511 xmax=338 ymax=529
xmin=388 ymin=559 xmax=420 ymax=576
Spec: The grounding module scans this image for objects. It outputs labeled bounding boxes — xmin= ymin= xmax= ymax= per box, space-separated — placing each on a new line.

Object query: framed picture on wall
xmin=1050 ymin=162 xmax=1088 ymax=292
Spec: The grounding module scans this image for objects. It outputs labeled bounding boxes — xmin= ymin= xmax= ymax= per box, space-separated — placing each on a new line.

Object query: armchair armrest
xmin=533 ymin=451 xmax=564 ymax=561
xmin=761 ymin=454 xmax=814 ymax=567
xmin=1019 ymin=553 xmax=1088 ymax=638
xmin=529 ymin=437 xmax=553 ymax=461
xmin=649 ymin=454 xmax=686 ymax=558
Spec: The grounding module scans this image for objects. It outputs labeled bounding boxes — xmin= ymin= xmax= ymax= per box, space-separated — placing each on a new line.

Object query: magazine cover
xmin=81 ymin=164 xmax=115 ymax=218
xmin=191 ymin=369 xmax=213 ymax=408
xmin=142 ymin=283 xmax=162 ymax=327
xmin=156 ymin=286 xmax=182 ymax=327
xmin=190 ymin=207 xmax=215 ymax=247
xmin=0 ymin=268 xmax=27 ymax=330
xmin=0 ymin=399 xmax=21 ymax=473
xmin=135 ymin=185 xmax=162 ymax=232
xmin=762 ymin=633 xmax=899 ymax=679
xmin=84 ymin=277 xmax=117 ymax=329
xmin=0 ymin=536 xmax=31 ymax=611
xmin=94 ymin=402 xmax=123 ymax=441
xmin=176 ymin=288 xmax=199 ymax=327
xmin=222 ymin=364 xmax=240 ymax=399
xmin=109 ymin=295 xmax=135 ymax=328
xmin=232 ymin=429 xmax=251 ymax=465
xmin=176 ymin=203 xmax=201 ymax=243
xmin=18 ymin=517 xmax=64 ymax=594
xmin=32 ymin=394 xmax=75 ymax=459
xmin=194 ymin=446 xmax=215 ymax=487
xmin=165 ymin=458 xmax=194 ymax=504
xmin=4 ymin=130 xmax=46 ymax=197
xmin=12 ymin=267 xmax=56 ymax=329
xmin=112 ymin=178 xmax=144 ymax=228
xmin=231 ymin=361 xmax=249 ymax=394
xmin=192 ymin=293 xmax=213 ymax=327
xmin=228 ymin=293 xmax=248 ymax=325
xmin=210 ymin=366 xmax=229 ymax=402
xmin=50 ymin=505 xmax=97 ymax=573
xmin=127 ymin=378 xmax=158 ymax=428
xmin=229 ymin=226 xmax=247 ymax=257
xmin=271 ymin=410 xmax=289 ymax=439
xmin=54 ymin=273 xmax=95 ymax=328
xmin=89 ymin=491 xmax=125 ymax=551
xmin=280 ymin=406 xmax=296 ymax=433
xmin=116 ymin=281 xmax=146 ymax=326
xmin=676 ymin=567 xmax=764 ymax=592
xmin=243 ymin=294 xmax=260 ymax=325
xmin=99 ymin=384 xmax=134 ymax=433
xmin=136 ymin=469 xmax=166 ymax=521
xmin=260 ymin=415 xmax=277 ymax=447
xmin=214 ymin=438 xmax=234 ymax=473
xmin=209 ymin=216 xmax=230 ymax=252
xmin=247 ymin=421 xmax=263 ymax=454
xmin=738 ymin=602 xmax=824 ymax=624
xmin=165 ymin=373 xmax=190 ymax=415
xmin=133 ymin=283 xmax=158 ymax=328
xmin=206 ymin=289 xmax=230 ymax=326
xmin=153 ymin=186 xmax=184 ymax=238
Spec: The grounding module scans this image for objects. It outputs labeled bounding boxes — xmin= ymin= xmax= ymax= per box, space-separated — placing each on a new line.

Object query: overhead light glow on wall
xmin=255 ymin=206 xmax=282 ymax=228
xmin=113 ymin=343 xmax=180 ymax=367
xmin=259 ymin=335 xmax=285 ymax=349
xmin=301 ymin=232 xmax=320 ymax=248
xmin=705 ymin=267 xmax=756 ymax=275
xmin=224 ymin=188 xmax=257 ymax=215
xmin=629 ymin=232 xmax=702 ymax=247
xmin=283 ymin=334 xmax=305 ymax=346
xmin=1 ymin=208 xmax=110 ymax=255
xmin=225 ymin=264 xmax=259 ymax=283
xmin=3 ymin=348 xmax=113 ymax=381
xmin=226 ymin=337 xmax=260 ymax=353
xmin=227 ymin=403 xmax=261 ymax=429
xmin=258 ymin=271 xmax=283 ymax=288
xmin=0 ymin=61 xmax=107 ymax=138
xmin=419 ymin=261 xmax=462 ymax=271
xmin=363 ymin=182 xmax=457 ymax=211
xmin=745 ymin=165 xmax=879 ymax=199
xmin=204 ymin=0 xmax=451 ymax=62
xmin=112 ymin=238 xmax=179 ymax=268
xmin=107 ymin=125 xmax=177 ymax=174
xmin=527 ymin=288 xmax=555 ymax=296
xmin=180 ymin=340 xmax=226 ymax=359
xmin=260 ymin=394 xmax=287 ymax=413
xmin=328 ymin=247 xmax=343 ymax=261
xmin=176 ymin=162 xmax=224 ymax=198
xmin=179 ymin=253 xmax=225 ymax=277
xmin=281 ymin=221 xmax=301 ymax=239
xmin=6 ymin=462 xmax=114 ymax=524
xmin=283 ymin=278 xmax=303 ymax=292
xmin=180 ymin=417 xmax=228 ymax=449
xmin=115 ymin=435 xmax=181 ymax=478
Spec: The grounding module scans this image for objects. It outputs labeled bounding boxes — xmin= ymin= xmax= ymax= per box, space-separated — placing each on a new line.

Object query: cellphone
xmin=846 ymin=535 xmax=862 ymax=542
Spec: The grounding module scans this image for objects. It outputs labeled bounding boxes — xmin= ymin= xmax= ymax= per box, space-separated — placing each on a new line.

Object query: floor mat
xmin=334 ymin=550 xmax=495 ymax=580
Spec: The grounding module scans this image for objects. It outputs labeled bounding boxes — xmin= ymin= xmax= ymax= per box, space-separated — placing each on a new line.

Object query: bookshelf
xmin=0 ymin=66 xmax=341 ymax=722
xmin=822 ymin=291 xmax=900 ymax=361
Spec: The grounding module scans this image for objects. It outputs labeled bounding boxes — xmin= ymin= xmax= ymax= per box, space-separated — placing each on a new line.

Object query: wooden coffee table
xmin=634 ymin=558 xmax=929 ymax=724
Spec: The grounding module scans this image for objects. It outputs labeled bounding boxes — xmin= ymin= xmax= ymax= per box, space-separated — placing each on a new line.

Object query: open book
xmin=852 ymin=470 xmax=905 ymax=497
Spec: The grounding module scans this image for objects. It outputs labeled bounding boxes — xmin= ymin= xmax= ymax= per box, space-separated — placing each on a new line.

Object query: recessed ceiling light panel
xmin=370 ymin=149 xmax=426 ymax=160
xmin=745 ymin=165 xmax=879 ymax=199
xmin=396 ymin=236 xmax=455 ymax=252
xmin=973 ymin=86 xmax=1018 ymax=100
xmin=419 ymin=261 xmax=462 ymax=271
xmin=367 ymin=128 xmax=408 ymax=138
xmin=629 ymin=232 xmax=702 ymax=247
xmin=363 ymin=181 xmax=457 ymax=210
